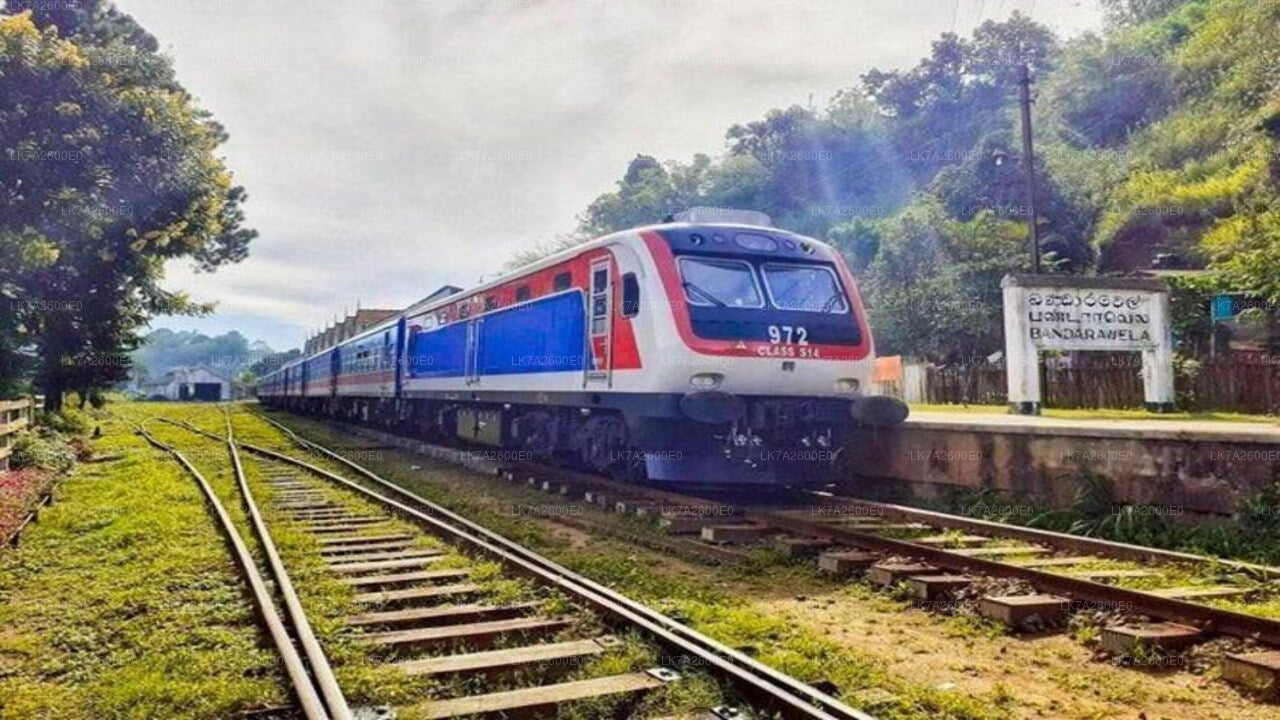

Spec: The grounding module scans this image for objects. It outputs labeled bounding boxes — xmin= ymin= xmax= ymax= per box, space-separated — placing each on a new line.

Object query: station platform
xmin=850 ymin=410 xmax=1280 ymax=516
xmin=905 ymin=411 xmax=1280 ymax=444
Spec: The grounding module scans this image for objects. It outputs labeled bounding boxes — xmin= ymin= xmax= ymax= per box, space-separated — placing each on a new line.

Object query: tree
xmin=1100 ymin=0 xmax=1195 ymax=27
xmin=576 ymin=154 xmax=714 ymax=238
xmin=930 ymin=133 xmax=1093 ymax=270
xmin=860 ymin=202 xmax=1027 ymax=360
xmin=0 ymin=4 xmax=256 ymax=409
xmin=862 ymin=13 xmax=1057 ymax=182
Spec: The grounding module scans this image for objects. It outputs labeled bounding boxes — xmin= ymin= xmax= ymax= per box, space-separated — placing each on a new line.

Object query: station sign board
xmin=1002 ymin=275 xmax=1174 ymax=414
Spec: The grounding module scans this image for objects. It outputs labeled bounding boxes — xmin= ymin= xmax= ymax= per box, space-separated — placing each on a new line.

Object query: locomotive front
xmin=630 ymin=217 xmax=907 ymax=485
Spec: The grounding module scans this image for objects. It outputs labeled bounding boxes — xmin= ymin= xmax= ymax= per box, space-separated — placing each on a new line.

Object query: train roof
xmin=265 ymin=219 xmax=834 ymax=378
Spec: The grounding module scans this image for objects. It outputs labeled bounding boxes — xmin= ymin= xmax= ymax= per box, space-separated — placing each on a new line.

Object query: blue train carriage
xmin=259 ymin=210 xmax=908 ymax=485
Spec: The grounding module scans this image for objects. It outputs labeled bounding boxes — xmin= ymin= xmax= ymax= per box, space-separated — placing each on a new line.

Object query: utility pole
xmin=1018 ymin=61 xmax=1041 ymax=274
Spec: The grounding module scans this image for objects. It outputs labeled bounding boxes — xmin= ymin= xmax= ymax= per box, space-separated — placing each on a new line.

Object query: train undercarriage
xmin=262 ymin=391 xmax=905 ymax=486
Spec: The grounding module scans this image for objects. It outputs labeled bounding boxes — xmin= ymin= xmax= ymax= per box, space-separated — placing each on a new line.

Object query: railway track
xmin=141 ymin=410 xmax=880 ymax=719
xmin=266 ymin=411 xmax=1280 ymax=697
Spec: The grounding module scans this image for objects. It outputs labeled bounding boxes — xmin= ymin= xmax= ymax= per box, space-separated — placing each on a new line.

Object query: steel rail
xmin=214 ymin=410 xmax=353 ymax=720
xmin=236 ymin=413 xmax=876 ymax=720
xmin=136 ymin=419 xmax=331 ymax=720
xmin=753 ymin=507 xmax=1280 ymax=646
xmin=268 ymin=414 xmax=1280 ymax=647
xmin=798 ymin=491 xmax=1280 ymax=579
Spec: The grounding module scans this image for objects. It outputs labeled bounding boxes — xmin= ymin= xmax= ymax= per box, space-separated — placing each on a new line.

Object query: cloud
xmin=122 ymin=0 xmax=1103 ymax=348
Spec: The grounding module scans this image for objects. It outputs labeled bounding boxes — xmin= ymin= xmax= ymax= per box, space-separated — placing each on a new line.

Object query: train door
xmin=328 ymin=348 xmax=339 ymax=397
xmin=464 ymin=317 xmax=483 ymax=386
xmin=382 ymin=330 xmax=393 ymax=396
xmin=393 ymin=317 xmax=407 ymax=399
xmin=585 ymin=257 xmax=613 ymax=387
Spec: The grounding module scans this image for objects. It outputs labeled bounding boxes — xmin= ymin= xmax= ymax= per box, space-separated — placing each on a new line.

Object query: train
xmin=257 ymin=209 xmax=908 ymax=485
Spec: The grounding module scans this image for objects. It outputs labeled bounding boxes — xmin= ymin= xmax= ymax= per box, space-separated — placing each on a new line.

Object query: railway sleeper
xmin=327 ymin=548 xmax=446 ymax=566
xmin=348 ymin=601 xmax=541 ymax=629
xmin=362 ymin=616 xmax=574 ymax=651
xmin=353 ymin=582 xmax=483 ymax=606
xmin=331 ymin=556 xmax=450 ymax=574
xmin=817 ymin=549 xmax=880 ymax=577
xmin=415 ymin=668 xmax=674 ymax=720
xmin=341 ymin=569 xmax=472 ymax=590
xmin=975 ymin=594 xmax=1072 ymax=629
xmin=317 ymin=532 xmax=414 ymax=546
xmin=905 ymin=574 xmax=973 ymax=602
xmin=395 ymin=635 xmax=619 ymax=678
xmin=1100 ymin=622 xmax=1204 ymax=655
xmin=320 ymin=540 xmax=416 ymax=556
xmin=771 ymin=536 xmax=831 ymax=559
xmin=866 ymin=561 xmax=937 ymax=587
xmin=1221 ymin=651 xmax=1280 ymax=697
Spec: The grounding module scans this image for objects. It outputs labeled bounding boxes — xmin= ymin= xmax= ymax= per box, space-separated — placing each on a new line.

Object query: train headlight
xmin=834 ymin=378 xmax=861 ymax=393
xmin=689 ymin=373 xmax=724 ymax=389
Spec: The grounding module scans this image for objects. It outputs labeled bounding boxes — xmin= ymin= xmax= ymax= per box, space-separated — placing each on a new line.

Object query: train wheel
xmin=578 ymin=414 xmax=627 ymax=475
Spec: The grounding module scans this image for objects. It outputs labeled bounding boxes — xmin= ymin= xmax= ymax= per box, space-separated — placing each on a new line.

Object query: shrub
xmin=37 ymin=409 xmax=91 ymax=437
xmin=11 ymin=431 xmax=77 ymax=473
xmin=0 ymin=468 xmax=53 ymax=541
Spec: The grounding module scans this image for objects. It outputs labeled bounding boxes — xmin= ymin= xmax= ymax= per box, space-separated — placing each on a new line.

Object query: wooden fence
xmin=0 ymin=398 xmax=34 ymax=472
xmin=924 ymin=359 xmax=1280 ymax=413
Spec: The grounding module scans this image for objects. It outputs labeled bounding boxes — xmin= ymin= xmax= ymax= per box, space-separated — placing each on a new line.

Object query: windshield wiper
xmin=683 ymin=281 xmax=728 ymax=307
xmin=820 ymin=292 xmax=844 ymax=312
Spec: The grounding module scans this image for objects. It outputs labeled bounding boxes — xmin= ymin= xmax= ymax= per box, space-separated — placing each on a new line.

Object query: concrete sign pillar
xmin=1001 ymin=274 xmax=1175 ymax=415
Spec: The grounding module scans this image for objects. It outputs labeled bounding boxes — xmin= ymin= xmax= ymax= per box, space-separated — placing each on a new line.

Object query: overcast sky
xmin=119 ymin=0 xmax=1104 ymax=351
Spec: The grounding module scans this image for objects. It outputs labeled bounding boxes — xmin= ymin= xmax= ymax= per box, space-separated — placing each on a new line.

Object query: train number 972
xmin=767 ymin=325 xmax=809 ymax=345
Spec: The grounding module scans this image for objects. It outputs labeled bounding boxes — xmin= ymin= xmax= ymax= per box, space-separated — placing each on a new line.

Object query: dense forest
xmin=571 ymin=0 xmax=1280 ymax=361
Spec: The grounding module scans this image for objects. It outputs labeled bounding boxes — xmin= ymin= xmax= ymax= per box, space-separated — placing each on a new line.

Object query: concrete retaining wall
xmin=848 ymin=414 xmax=1280 ymax=516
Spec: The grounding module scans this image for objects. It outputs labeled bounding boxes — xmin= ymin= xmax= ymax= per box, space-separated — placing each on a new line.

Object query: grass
xmin=160 ymin=402 xmax=728 ymax=719
xmin=928 ymin=477 xmax=1280 ymax=567
xmin=908 ymin=403 xmax=1276 ymax=423
xmin=0 ymin=409 xmax=286 ymax=720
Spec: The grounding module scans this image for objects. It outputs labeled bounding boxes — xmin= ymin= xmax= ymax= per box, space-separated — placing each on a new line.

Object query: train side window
xmin=553 ymin=271 xmax=571 ymax=291
xmin=458 ymin=301 xmax=471 ymax=319
xmin=484 ymin=295 xmax=497 ymax=311
xmin=515 ymin=285 xmax=531 ymax=302
xmin=621 ymin=273 xmax=640 ymax=317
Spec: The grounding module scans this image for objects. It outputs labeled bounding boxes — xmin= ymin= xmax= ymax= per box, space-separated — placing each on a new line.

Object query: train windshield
xmin=678 ymin=257 xmax=764 ymax=308
xmin=761 ymin=263 xmax=848 ymax=313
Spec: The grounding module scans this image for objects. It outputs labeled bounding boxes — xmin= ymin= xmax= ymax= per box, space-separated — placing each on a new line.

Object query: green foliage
xmin=0 ymin=414 xmax=287 ymax=719
xmin=860 ymin=201 xmax=1027 ymax=359
xmin=0 ymin=3 xmax=256 ymax=410
xmin=36 ymin=408 xmax=91 ymax=436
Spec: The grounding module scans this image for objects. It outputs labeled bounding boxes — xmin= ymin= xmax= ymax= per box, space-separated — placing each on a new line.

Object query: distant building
xmin=139 ymin=366 xmax=232 ymax=401
xmin=304 ymin=308 xmax=400 ymax=355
